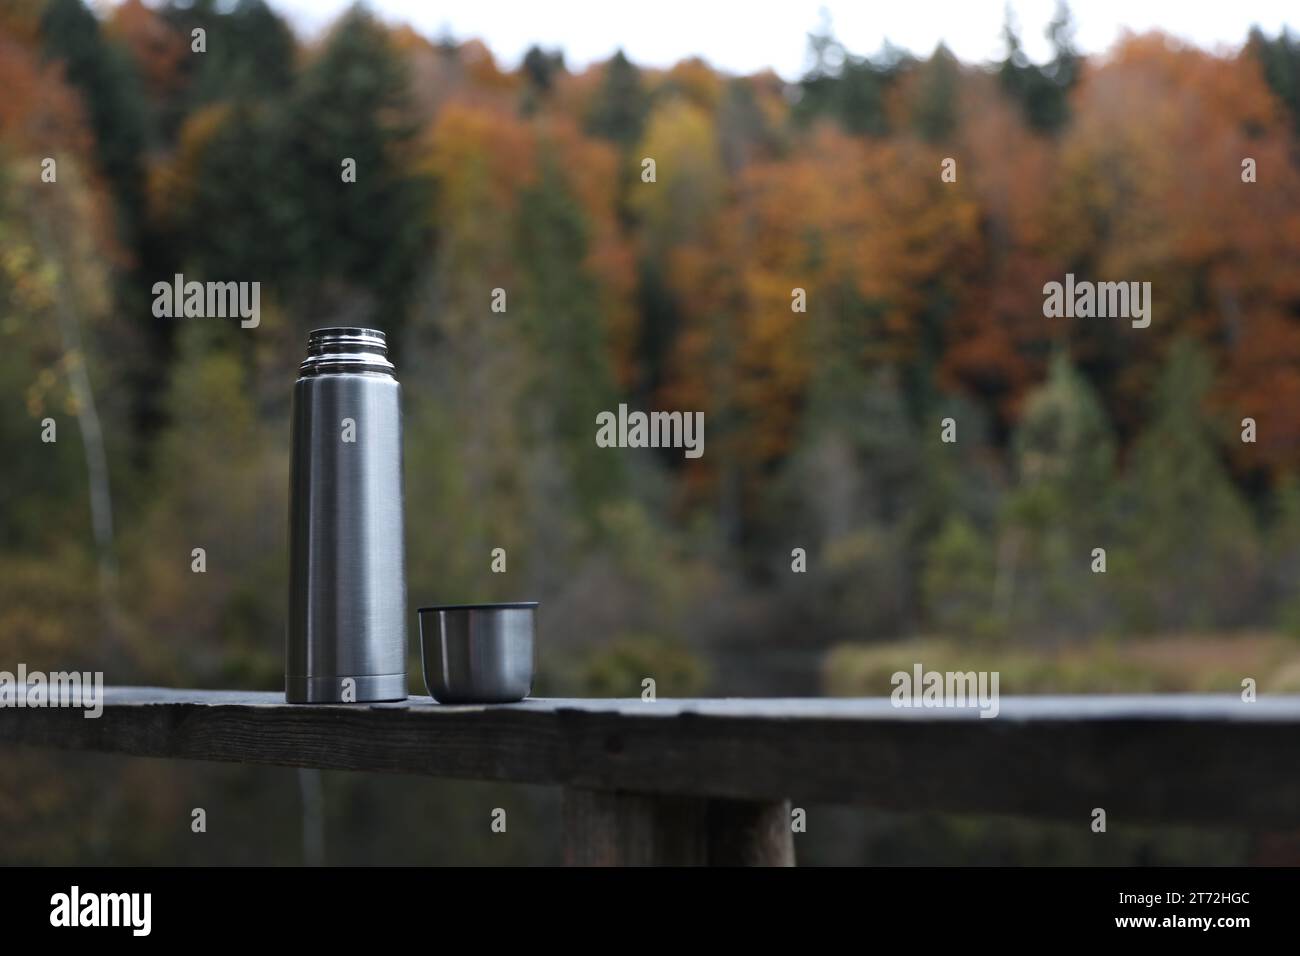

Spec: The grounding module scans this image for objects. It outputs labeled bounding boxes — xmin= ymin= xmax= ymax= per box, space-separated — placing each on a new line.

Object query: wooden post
xmin=563 ymin=788 xmax=794 ymax=866
xmin=705 ymin=796 xmax=796 ymax=866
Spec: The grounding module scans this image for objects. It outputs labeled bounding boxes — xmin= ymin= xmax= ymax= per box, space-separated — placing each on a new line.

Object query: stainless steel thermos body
xmin=286 ymin=328 xmax=407 ymax=703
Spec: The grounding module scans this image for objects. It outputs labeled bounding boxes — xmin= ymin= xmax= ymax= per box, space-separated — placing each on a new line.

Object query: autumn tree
xmin=1049 ymin=34 xmax=1300 ymax=466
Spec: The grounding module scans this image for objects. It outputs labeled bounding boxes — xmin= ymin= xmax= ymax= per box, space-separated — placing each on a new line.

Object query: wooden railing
xmin=4 ymin=688 xmax=1299 ymax=865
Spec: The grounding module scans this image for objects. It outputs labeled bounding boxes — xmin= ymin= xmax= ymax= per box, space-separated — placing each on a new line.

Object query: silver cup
xmin=286 ymin=328 xmax=408 ymax=703
xmin=418 ymin=603 xmax=537 ymax=703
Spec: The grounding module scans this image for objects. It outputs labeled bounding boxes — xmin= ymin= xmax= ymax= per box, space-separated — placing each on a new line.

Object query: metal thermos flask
xmin=286 ymin=327 xmax=407 ymax=703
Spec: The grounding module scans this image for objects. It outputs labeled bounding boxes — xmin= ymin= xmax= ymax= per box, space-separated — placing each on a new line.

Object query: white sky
xmin=268 ymin=0 xmax=1296 ymax=78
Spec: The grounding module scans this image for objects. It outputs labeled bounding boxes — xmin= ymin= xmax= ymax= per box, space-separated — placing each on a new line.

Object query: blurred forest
xmin=3 ymin=0 xmax=1300 ymax=864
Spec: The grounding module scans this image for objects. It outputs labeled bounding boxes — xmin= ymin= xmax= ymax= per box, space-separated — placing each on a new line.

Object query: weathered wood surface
xmin=4 ymin=688 xmax=1300 ymax=826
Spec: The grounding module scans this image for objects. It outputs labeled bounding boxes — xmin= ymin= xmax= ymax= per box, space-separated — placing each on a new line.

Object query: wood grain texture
xmin=3 ymin=688 xmax=1299 ymax=825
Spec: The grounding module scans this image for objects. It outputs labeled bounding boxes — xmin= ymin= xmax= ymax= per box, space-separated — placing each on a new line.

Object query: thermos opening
xmin=300 ymin=327 xmax=394 ymax=376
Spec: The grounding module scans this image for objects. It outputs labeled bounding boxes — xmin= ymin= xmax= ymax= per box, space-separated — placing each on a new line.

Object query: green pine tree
xmin=1001 ymin=353 xmax=1118 ymax=638
xmin=585 ymin=50 xmax=649 ymax=148
xmin=912 ymin=44 xmax=961 ymax=143
xmin=283 ymin=4 xmax=431 ymax=328
xmin=997 ymin=0 xmax=1079 ymax=134
xmin=1117 ymin=340 xmax=1260 ymax=632
xmin=39 ymin=0 xmax=149 ymax=236
xmin=514 ymin=156 xmax=625 ymax=521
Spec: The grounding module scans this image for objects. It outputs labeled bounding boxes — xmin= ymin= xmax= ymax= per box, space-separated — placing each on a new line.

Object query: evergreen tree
xmin=718 ymin=77 xmax=778 ymax=172
xmin=1012 ymin=353 xmax=1115 ymax=509
xmin=39 ymin=0 xmax=148 ymax=236
xmin=1247 ymin=27 xmax=1300 ymax=136
xmin=771 ymin=367 xmax=920 ymax=636
xmin=283 ymin=4 xmax=430 ymax=328
xmin=911 ymin=44 xmax=960 ymax=143
xmin=998 ymin=1 xmax=1079 ymax=134
xmin=171 ymin=100 xmax=299 ymax=282
xmin=521 ymin=45 xmax=565 ymax=94
xmin=1117 ymin=340 xmax=1260 ymax=632
xmin=165 ymin=0 xmax=295 ymax=108
xmin=514 ymin=156 xmax=624 ymax=518
xmin=585 ymin=50 xmax=649 ymax=148
xmin=520 ymin=45 xmax=566 ymax=117
xmin=1265 ymin=475 xmax=1300 ymax=636
xmin=1001 ymin=353 xmax=1118 ymax=638
xmin=923 ymin=514 xmax=998 ymax=642
xmin=795 ymin=26 xmax=909 ymax=137
xmin=914 ymin=394 xmax=1003 ymax=639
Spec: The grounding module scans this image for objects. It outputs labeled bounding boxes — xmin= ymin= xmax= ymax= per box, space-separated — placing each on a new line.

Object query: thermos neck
xmin=300 ymin=327 xmax=395 ymax=376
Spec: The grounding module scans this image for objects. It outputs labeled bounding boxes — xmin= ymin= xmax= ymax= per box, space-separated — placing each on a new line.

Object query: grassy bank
xmin=823 ymin=633 xmax=1300 ymax=696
